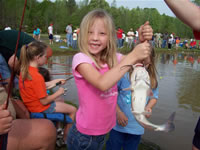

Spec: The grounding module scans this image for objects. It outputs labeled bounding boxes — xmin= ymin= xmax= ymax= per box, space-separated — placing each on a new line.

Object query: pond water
xmin=47 ymin=51 xmax=200 ymax=150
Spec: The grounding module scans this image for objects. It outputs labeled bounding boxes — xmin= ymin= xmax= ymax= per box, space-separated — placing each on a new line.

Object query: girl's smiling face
xmin=87 ymin=18 xmax=108 ymax=58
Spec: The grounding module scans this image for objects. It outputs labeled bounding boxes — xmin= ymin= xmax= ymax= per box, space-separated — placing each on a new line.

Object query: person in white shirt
xmin=127 ymin=28 xmax=135 ymax=49
xmin=72 ymin=30 xmax=78 ymax=49
xmin=48 ymin=24 xmax=53 ymax=45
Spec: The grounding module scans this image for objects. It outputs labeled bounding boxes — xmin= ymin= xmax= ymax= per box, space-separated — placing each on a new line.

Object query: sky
xmin=76 ymin=0 xmax=175 ymax=17
xmin=38 ymin=0 xmax=175 ymax=17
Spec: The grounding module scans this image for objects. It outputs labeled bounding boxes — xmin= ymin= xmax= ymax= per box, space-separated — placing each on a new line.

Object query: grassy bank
xmin=40 ymin=33 xmax=200 ymax=55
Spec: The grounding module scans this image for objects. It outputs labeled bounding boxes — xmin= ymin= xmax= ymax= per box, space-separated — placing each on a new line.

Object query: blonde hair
xmin=146 ymin=47 xmax=158 ymax=89
xmin=78 ymin=9 xmax=118 ymax=69
xmin=19 ymin=41 xmax=47 ymax=81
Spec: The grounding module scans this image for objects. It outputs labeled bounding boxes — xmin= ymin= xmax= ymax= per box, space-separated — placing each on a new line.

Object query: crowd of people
xmin=0 ymin=0 xmax=200 ymax=150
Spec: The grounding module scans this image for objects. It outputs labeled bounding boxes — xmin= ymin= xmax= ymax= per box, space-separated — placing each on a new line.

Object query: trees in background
xmin=0 ymin=0 xmax=196 ymax=38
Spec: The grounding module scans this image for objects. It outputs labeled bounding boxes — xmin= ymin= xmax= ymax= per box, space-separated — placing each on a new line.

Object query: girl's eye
xmin=100 ymin=32 xmax=106 ymax=35
xmin=88 ymin=31 xmax=93 ymax=34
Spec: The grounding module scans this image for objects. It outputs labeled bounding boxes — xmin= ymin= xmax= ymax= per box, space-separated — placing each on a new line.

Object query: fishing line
xmin=48 ymin=62 xmax=72 ymax=67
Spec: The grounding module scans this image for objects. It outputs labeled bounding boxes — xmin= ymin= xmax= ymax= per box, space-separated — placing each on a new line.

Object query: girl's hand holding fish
xmin=144 ymin=107 xmax=152 ymax=118
xmin=139 ymin=21 xmax=153 ymax=42
xmin=132 ymin=41 xmax=151 ymax=62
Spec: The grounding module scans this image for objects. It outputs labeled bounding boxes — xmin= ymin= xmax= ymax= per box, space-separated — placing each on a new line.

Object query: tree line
xmin=0 ymin=0 xmax=199 ymax=38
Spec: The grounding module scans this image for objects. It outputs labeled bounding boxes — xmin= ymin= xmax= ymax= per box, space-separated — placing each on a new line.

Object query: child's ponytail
xmin=20 ymin=44 xmax=31 ymax=80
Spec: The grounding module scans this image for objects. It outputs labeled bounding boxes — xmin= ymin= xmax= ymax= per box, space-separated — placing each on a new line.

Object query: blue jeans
xmin=67 ymin=124 xmax=106 ymax=150
xmin=106 ymin=129 xmax=141 ymax=150
xmin=0 ymin=54 xmax=11 ymax=80
xmin=162 ymin=40 xmax=167 ymax=48
xmin=117 ymin=39 xmax=122 ymax=48
xmin=66 ymin=33 xmax=72 ymax=47
xmin=72 ymin=40 xmax=77 ymax=49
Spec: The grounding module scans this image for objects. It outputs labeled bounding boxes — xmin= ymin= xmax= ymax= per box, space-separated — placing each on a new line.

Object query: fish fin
xmin=122 ymin=87 xmax=133 ymax=91
xmin=132 ymin=111 xmax=141 ymax=115
xmin=142 ymin=111 xmax=152 ymax=116
xmin=163 ymin=111 xmax=176 ymax=132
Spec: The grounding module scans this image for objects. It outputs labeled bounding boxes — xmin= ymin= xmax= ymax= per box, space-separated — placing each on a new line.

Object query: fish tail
xmin=163 ymin=112 xmax=176 ymax=132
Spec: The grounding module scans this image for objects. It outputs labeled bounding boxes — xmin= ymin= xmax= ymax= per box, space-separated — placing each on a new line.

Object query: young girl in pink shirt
xmin=67 ymin=9 xmax=153 ymax=150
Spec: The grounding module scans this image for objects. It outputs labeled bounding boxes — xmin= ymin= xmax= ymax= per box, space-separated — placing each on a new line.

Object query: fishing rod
xmin=50 ymin=72 xmax=72 ymax=76
xmin=0 ymin=0 xmax=27 ymax=149
xmin=55 ymin=76 xmax=74 ymax=86
xmin=48 ymin=62 xmax=72 ymax=67
xmin=48 ymin=76 xmax=74 ymax=89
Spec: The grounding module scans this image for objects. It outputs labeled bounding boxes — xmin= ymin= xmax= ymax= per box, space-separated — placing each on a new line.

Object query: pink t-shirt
xmin=72 ymin=52 xmax=122 ymax=135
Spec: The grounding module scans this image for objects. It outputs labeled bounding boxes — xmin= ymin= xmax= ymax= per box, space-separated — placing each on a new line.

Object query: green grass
xmin=36 ymin=33 xmax=200 ymax=55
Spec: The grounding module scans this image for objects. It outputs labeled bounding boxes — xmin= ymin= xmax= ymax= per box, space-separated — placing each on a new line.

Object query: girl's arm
xmin=77 ymin=42 xmax=151 ymax=91
xmin=116 ymin=105 xmax=128 ymax=127
xmin=40 ymin=87 xmax=64 ymax=105
xmin=164 ymin=0 xmax=200 ymax=31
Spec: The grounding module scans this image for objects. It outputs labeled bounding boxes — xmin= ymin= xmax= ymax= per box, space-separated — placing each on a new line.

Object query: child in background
xmin=168 ymin=36 xmax=173 ymax=50
xmin=175 ymin=37 xmax=180 ymax=50
xmin=19 ymin=41 xmax=77 ymax=143
xmin=106 ymin=47 xmax=158 ymax=150
xmin=67 ymin=9 xmax=153 ymax=150
xmin=72 ymin=30 xmax=78 ymax=49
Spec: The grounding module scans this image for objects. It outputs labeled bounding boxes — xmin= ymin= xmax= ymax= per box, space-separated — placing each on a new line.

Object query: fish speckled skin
xmin=130 ymin=64 xmax=175 ymax=132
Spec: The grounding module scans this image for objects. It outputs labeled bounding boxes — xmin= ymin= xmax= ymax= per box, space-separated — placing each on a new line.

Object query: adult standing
xmin=33 ymin=26 xmax=41 ymax=41
xmin=134 ymin=29 xmax=139 ymax=44
xmin=117 ymin=27 xmax=123 ymax=48
xmin=164 ymin=0 xmax=200 ymax=150
xmin=48 ymin=23 xmax=53 ymax=45
xmin=161 ymin=32 xmax=169 ymax=48
xmin=65 ymin=24 xmax=73 ymax=48
xmin=127 ymin=28 xmax=135 ymax=49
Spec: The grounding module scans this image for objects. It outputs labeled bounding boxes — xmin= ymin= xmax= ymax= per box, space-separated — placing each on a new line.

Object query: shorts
xmin=193 ymin=117 xmax=200 ymax=149
xmin=43 ymin=101 xmax=56 ymax=113
xmin=49 ymin=34 xmax=53 ymax=40
xmin=0 ymin=54 xmax=11 ymax=80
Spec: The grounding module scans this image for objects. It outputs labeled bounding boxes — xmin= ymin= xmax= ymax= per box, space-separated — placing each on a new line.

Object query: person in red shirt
xmin=117 ymin=27 xmax=123 ymax=48
xmin=19 ymin=40 xmax=76 ymax=143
